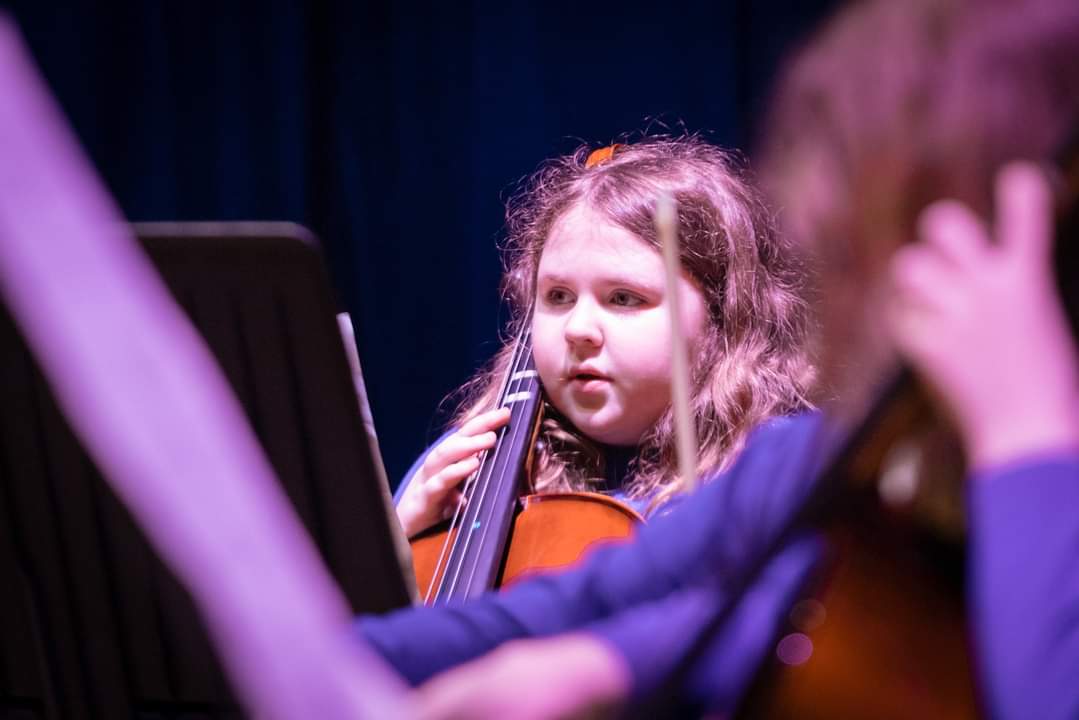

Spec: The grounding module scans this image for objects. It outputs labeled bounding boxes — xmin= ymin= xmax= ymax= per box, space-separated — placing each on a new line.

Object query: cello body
xmin=737 ymin=382 xmax=980 ymax=718
xmin=738 ymin=492 xmax=978 ymax=719
xmin=411 ymin=491 xmax=642 ymax=596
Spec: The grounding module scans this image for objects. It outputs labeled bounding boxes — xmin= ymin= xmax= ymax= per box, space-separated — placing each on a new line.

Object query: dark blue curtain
xmin=4 ymin=0 xmax=836 ymax=488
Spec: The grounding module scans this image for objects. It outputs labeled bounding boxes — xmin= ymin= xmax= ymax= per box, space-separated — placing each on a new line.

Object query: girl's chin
xmin=553 ymin=398 xmax=645 ymax=445
xmin=573 ymin=418 xmax=642 ymax=447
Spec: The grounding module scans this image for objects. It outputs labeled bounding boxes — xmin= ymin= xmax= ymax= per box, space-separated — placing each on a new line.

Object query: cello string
xmin=430 ymin=327 xmax=528 ymax=602
xmin=424 ymin=448 xmax=487 ymax=603
xmin=458 ymin=352 xmax=538 ymax=597
xmin=425 ymin=328 xmax=525 ymax=603
xmin=446 ymin=324 xmax=537 ymax=598
xmin=437 ymin=407 xmax=507 ymax=600
xmin=428 ymin=335 xmax=523 ymax=603
xmin=442 ymin=330 xmax=534 ymax=599
xmin=458 ymin=367 xmax=537 ymax=596
xmin=443 ymin=336 xmax=533 ymax=597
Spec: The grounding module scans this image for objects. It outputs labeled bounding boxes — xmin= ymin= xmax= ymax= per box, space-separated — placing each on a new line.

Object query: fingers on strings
xmin=422 ymin=407 xmax=512 ymax=497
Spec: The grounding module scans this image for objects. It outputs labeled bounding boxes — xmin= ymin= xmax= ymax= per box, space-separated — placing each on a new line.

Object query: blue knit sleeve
xmin=968 ymin=451 xmax=1079 ymax=720
xmin=586 ymin=533 xmax=822 ymax=713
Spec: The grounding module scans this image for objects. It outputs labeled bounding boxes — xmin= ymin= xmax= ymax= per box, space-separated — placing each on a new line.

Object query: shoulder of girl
xmin=751 ymin=410 xmax=822 ymax=445
xmin=701 ymin=410 xmax=823 ymax=486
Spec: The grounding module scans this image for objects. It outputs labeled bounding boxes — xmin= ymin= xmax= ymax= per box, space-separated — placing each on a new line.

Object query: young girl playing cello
xmin=395 ymin=135 xmax=813 ymax=537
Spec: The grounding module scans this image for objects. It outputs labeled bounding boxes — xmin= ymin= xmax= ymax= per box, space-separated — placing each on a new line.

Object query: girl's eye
xmin=544 ymin=287 xmax=574 ymax=305
xmin=610 ymin=290 xmax=645 ymax=307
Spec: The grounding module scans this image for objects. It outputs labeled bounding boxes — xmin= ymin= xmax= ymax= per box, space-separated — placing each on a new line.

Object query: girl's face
xmin=532 ymin=204 xmax=708 ymax=446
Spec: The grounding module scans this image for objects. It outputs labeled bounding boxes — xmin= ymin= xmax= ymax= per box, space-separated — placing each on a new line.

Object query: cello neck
xmin=427 ymin=330 xmax=544 ymax=604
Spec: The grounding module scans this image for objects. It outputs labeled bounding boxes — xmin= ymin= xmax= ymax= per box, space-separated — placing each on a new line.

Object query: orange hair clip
xmin=585 ymin=143 xmax=624 ymax=169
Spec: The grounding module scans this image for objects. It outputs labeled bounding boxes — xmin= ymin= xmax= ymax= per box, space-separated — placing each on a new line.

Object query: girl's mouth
xmin=568 ymin=372 xmax=610 ymax=392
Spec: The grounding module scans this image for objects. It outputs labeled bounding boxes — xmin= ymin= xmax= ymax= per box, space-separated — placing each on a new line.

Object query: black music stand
xmin=0 ymin=222 xmax=412 ymax=719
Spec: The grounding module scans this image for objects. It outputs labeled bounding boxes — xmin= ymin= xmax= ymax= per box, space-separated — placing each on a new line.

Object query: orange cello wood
xmin=737 ymin=514 xmax=979 ymax=719
xmin=736 ymin=386 xmax=979 ymax=719
xmin=501 ymin=491 xmax=643 ymax=586
xmin=409 ymin=491 xmax=643 ymax=602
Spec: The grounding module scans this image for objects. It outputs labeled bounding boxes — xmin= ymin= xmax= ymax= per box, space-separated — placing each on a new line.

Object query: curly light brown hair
xmin=452 ymin=135 xmax=814 ymax=512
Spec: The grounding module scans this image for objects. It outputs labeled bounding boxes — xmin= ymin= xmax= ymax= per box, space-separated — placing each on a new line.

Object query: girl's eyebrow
xmin=605 ymin=276 xmax=663 ymax=293
xmin=537 ymin=270 xmax=663 ymax=293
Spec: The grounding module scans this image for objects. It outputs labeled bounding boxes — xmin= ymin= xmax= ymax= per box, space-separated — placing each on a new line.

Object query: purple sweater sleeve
xmin=356 ymin=413 xmax=825 ymax=710
xmin=587 ymin=533 xmax=822 ymax=712
xmin=968 ymin=452 xmax=1079 ymax=720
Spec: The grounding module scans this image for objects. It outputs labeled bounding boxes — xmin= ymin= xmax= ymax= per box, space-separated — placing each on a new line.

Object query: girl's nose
xmin=564 ymin=301 xmax=603 ymax=347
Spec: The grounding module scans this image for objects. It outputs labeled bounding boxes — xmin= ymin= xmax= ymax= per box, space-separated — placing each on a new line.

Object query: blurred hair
xmin=759 ymin=0 xmax=1079 ymax=398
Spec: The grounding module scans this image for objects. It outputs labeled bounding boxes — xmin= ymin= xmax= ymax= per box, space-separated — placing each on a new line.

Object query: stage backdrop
xmin=4 ymin=0 xmax=835 ymax=488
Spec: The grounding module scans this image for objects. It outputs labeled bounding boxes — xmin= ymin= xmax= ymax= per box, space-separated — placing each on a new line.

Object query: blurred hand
xmin=415 ymin=634 xmax=629 ymax=720
xmin=396 ymin=407 xmax=511 ymax=536
xmin=887 ymin=162 xmax=1079 ymax=469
